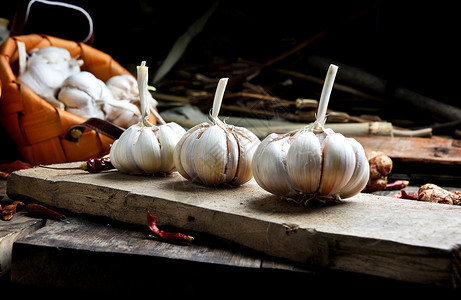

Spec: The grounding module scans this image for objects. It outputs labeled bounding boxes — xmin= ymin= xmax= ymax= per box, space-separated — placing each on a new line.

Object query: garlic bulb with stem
xmin=109 ymin=61 xmax=186 ymax=175
xmin=251 ymin=64 xmax=369 ymax=204
xmin=173 ymin=78 xmax=261 ymax=186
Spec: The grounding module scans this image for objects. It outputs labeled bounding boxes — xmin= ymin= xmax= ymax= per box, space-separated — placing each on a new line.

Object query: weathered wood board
xmin=10 ymin=215 xmax=319 ymax=295
xmin=355 ymin=136 xmax=461 ymax=184
xmin=354 ymin=136 xmax=461 ymax=165
xmin=6 ymin=163 xmax=461 ymax=288
xmin=0 ymin=214 xmax=43 ymax=277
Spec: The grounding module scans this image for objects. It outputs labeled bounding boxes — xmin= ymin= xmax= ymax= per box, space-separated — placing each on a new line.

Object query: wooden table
xmin=0 ymin=180 xmax=399 ymax=297
xmin=1 ymin=168 xmax=460 ymax=297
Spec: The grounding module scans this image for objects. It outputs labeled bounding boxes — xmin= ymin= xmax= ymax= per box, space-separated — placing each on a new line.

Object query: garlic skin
xmin=109 ymin=61 xmax=186 ymax=175
xmin=251 ymin=65 xmax=369 ymax=204
xmin=173 ymin=78 xmax=261 ymax=186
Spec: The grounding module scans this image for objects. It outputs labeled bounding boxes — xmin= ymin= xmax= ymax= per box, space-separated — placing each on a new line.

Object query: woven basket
xmin=0 ymin=34 xmax=153 ymax=165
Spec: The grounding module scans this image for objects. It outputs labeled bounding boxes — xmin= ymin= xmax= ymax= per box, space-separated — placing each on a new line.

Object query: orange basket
xmin=0 ymin=34 xmax=153 ymax=165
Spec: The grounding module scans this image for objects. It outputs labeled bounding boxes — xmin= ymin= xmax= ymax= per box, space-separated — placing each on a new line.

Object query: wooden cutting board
xmin=6 ymin=164 xmax=461 ymax=288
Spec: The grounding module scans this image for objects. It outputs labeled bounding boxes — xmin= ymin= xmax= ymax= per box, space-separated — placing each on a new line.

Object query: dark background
xmin=2 ymin=0 xmax=458 ymax=106
xmin=1 ymin=0 xmax=459 ymax=163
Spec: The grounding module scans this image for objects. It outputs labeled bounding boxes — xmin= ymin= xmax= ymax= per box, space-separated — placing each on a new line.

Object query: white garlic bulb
xmin=59 ymin=71 xmax=145 ymax=128
xmin=17 ymin=46 xmax=82 ymax=110
xmin=173 ymin=78 xmax=261 ymax=186
xmin=109 ymin=61 xmax=186 ymax=175
xmin=105 ymin=74 xmax=159 ymax=128
xmin=58 ymin=71 xmax=112 ymax=119
xmin=106 ymin=74 xmax=157 ymax=107
xmin=26 ymin=46 xmax=82 ymax=73
xmin=252 ymin=64 xmax=369 ymax=204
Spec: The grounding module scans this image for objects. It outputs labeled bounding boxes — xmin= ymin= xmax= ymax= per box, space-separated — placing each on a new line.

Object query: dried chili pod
xmin=84 ymin=157 xmax=114 ymax=173
xmin=26 ymin=203 xmax=66 ymax=220
xmin=40 ymin=156 xmax=114 ymax=173
xmin=1 ymin=201 xmax=24 ymax=221
xmin=147 ymin=211 xmax=194 ymax=242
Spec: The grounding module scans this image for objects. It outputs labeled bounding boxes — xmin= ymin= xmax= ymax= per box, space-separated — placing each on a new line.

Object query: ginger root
xmin=418 ymin=184 xmax=461 ymax=205
xmin=364 ymin=150 xmax=393 ymax=192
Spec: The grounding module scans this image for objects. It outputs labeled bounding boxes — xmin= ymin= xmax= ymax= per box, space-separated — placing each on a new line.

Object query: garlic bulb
xmin=58 ymin=71 xmax=111 ymax=119
xmin=106 ymin=74 xmax=158 ymax=107
xmin=26 ymin=46 xmax=83 ymax=73
xmin=17 ymin=46 xmax=82 ymax=110
xmin=252 ymin=64 xmax=369 ymax=204
xmin=58 ymin=71 xmax=143 ymax=128
xmin=173 ymin=78 xmax=261 ymax=186
xmin=105 ymin=74 xmax=159 ymax=128
xmin=109 ymin=61 xmax=186 ymax=175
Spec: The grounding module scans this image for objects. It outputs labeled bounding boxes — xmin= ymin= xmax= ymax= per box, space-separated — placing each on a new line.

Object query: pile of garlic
xmin=17 ymin=44 xmax=157 ymax=128
xmin=251 ymin=64 xmax=370 ymax=204
xmin=109 ymin=61 xmax=186 ymax=175
xmin=17 ymin=45 xmax=82 ymax=110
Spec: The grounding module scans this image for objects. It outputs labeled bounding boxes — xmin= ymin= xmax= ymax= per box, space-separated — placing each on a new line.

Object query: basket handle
xmin=10 ymin=0 xmax=94 ymax=45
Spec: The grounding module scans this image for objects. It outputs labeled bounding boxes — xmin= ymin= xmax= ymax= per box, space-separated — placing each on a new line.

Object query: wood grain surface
xmin=6 ymin=163 xmax=461 ymax=288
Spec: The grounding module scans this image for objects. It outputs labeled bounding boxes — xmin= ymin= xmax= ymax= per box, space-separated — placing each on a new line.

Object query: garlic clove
xmin=286 ymin=130 xmax=322 ymax=194
xmin=318 ymin=133 xmax=356 ymax=197
xmin=173 ymin=124 xmax=203 ymax=181
xmin=133 ymin=127 xmax=162 ymax=173
xmin=230 ymin=126 xmax=261 ymax=185
xmin=339 ymin=138 xmax=370 ymax=198
xmin=109 ymin=126 xmax=143 ymax=174
xmin=156 ymin=123 xmax=187 ymax=172
xmin=252 ymin=133 xmax=298 ymax=197
xmin=192 ymin=124 xmax=237 ymax=186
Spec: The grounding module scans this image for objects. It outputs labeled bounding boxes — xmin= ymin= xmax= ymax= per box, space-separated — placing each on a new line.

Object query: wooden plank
xmin=0 ymin=211 xmax=44 ymax=277
xmin=1 ymin=180 xmax=44 ymax=278
xmin=354 ymin=136 xmax=461 ymax=165
xmin=6 ymin=164 xmax=461 ymax=288
xmin=355 ymin=136 xmax=461 ymax=185
xmin=10 ymin=215 xmax=319 ymax=295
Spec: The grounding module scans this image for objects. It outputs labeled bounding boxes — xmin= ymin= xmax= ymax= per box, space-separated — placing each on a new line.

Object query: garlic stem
xmin=137 ymin=61 xmax=167 ymax=126
xmin=211 ymin=78 xmax=229 ymax=121
xmin=315 ymin=64 xmax=338 ymax=129
xmin=137 ymin=61 xmax=149 ymax=120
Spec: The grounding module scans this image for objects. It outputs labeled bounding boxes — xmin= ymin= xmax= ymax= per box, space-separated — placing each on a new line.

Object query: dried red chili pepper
xmin=386 ymin=180 xmax=409 ymax=190
xmin=40 ymin=156 xmax=114 ymax=173
xmin=26 ymin=203 xmax=66 ymax=220
xmin=147 ymin=211 xmax=194 ymax=242
xmin=83 ymin=157 xmax=114 ymax=173
xmin=0 ymin=160 xmax=34 ymax=179
xmin=1 ymin=201 xmax=24 ymax=221
xmin=392 ymin=189 xmax=418 ymax=200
